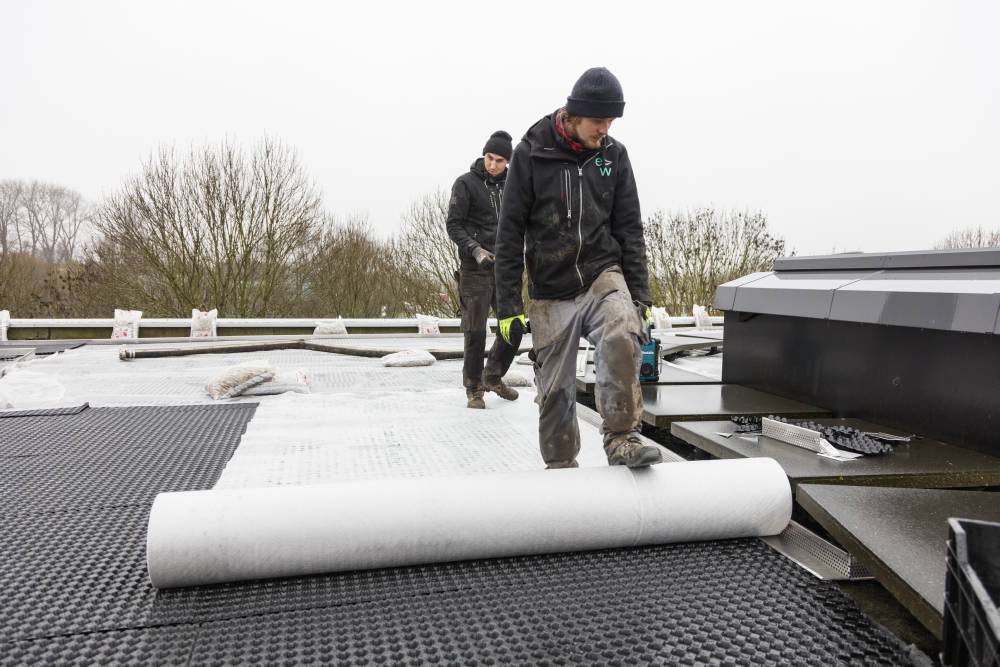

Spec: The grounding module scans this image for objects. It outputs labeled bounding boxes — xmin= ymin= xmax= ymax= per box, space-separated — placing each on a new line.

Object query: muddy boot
xmin=484 ymin=376 xmax=518 ymax=401
xmin=606 ymin=435 xmax=663 ymax=468
xmin=466 ymin=388 xmax=486 ymax=409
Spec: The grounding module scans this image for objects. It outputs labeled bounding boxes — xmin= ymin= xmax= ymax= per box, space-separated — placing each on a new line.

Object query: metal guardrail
xmin=6 ymin=316 xmax=725 ymax=330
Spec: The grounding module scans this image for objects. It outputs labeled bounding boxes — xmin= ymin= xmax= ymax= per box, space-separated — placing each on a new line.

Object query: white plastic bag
xmin=692 ymin=304 xmax=712 ymax=330
xmin=0 ymin=310 xmax=9 ymax=342
xmin=415 ymin=314 xmax=440 ymax=336
xmin=190 ymin=309 xmax=218 ymax=337
xmin=381 ymin=349 xmax=436 ymax=367
xmin=111 ymin=309 xmax=142 ymax=339
xmin=313 ymin=318 xmax=348 ymax=336
xmin=652 ymin=306 xmax=671 ymax=330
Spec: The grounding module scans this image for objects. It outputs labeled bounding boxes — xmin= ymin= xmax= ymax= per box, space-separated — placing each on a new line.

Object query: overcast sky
xmin=2 ymin=1 xmax=997 ymax=255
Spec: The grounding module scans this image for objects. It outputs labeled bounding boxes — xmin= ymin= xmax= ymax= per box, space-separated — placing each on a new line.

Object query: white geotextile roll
xmin=146 ymin=457 xmax=791 ymax=589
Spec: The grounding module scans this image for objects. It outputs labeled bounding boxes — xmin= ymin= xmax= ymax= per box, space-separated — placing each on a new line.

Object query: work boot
xmin=606 ymin=435 xmax=663 ymax=468
xmin=545 ymin=460 xmax=579 ymax=470
xmin=484 ymin=376 xmax=518 ymax=401
xmin=466 ymin=388 xmax=486 ymax=409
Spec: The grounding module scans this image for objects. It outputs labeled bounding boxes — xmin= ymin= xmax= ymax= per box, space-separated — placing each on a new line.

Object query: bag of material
xmin=416 ymin=314 xmax=440 ymax=336
xmin=240 ymin=368 xmax=311 ymax=396
xmin=190 ymin=309 xmax=218 ymax=337
xmin=0 ymin=310 xmax=8 ymax=342
xmin=111 ymin=309 xmax=143 ymax=339
xmin=313 ymin=318 xmax=348 ymax=336
xmin=381 ymin=349 xmax=435 ymax=367
xmin=652 ymin=306 xmax=671 ymax=330
xmin=206 ymin=360 xmax=275 ymax=399
xmin=692 ymin=304 xmax=712 ymax=330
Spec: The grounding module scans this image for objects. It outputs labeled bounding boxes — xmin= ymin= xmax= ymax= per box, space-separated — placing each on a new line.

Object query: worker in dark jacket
xmin=447 ymin=130 xmax=523 ymax=409
xmin=494 ymin=67 xmax=662 ymax=469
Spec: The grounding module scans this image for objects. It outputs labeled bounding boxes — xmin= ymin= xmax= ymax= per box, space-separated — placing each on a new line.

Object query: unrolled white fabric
xmin=147 ymin=457 xmax=791 ymax=588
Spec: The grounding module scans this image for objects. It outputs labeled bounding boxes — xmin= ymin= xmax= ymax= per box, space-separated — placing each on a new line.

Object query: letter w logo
xmin=599 ymin=166 xmax=612 ymax=176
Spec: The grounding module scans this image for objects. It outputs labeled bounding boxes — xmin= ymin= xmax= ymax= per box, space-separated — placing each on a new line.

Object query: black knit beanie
xmin=482 ymin=130 xmax=513 ymax=160
xmin=566 ymin=67 xmax=625 ymax=118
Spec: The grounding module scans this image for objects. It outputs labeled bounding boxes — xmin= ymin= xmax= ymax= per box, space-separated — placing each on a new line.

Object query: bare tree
xmin=393 ymin=189 xmax=461 ymax=316
xmin=644 ymin=208 xmax=786 ymax=314
xmin=934 ymin=226 xmax=1000 ymax=250
xmin=0 ymin=180 xmax=23 ymax=256
xmin=303 ymin=214 xmax=404 ymax=317
xmin=93 ymin=138 xmax=324 ymax=317
xmin=0 ymin=180 xmax=91 ymax=261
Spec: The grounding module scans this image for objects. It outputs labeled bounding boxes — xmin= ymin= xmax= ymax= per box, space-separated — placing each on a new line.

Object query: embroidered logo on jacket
xmin=595 ymin=157 xmax=613 ymax=177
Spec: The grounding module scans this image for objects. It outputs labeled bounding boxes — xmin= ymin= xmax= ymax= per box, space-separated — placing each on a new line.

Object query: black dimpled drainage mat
xmin=2 ymin=405 xmax=257 ymax=514
xmin=2 ymin=623 xmax=198 ymax=666
xmin=0 ymin=403 xmax=925 ymax=665
xmin=0 ymin=403 xmax=257 ymax=460
xmin=187 ymin=563 xmax=916 ymax=666
xmin=3 ymin=497 xmax=922 ymax=664
xmin=0 ymin=403 xmax=90 ymax=419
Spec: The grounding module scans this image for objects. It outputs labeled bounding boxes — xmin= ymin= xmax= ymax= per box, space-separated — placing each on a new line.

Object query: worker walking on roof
xmin=446 ymin=130 xmax=524 ymax=409
xmin=494 ymin=67 xmax=662 ymax=469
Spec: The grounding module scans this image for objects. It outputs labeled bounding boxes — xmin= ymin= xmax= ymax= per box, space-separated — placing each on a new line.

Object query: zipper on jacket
xmin=573 ymin=153 xmax=601 ymax=287
xmin=484 ymin=180 xmax=500 ymax=222
xmin=563 ymin=169 xmax=571 ymax=223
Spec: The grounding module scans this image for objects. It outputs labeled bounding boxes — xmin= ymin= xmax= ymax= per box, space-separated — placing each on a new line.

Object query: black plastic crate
xmin=943 ymin=518 xmax=1000 ymax=667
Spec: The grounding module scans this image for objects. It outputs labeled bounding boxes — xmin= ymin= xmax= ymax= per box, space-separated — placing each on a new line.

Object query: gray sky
xmin=2 ymin=0 xmax=997 ymax=255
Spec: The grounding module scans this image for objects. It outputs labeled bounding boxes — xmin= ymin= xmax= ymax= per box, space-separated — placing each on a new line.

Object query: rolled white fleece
xmin=147 ymin=457 xmax=791 ymax=588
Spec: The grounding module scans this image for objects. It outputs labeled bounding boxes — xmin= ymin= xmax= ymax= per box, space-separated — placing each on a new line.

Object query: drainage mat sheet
xmin=0 ymin=373 xmax=925 ymax=664
xmin=0 ymin=407 xmax=924 ymax=665
xmin=1 ymin=404 xmax=257 ymax=514
xmin=3 ymin=503 xmax=921 ymax=665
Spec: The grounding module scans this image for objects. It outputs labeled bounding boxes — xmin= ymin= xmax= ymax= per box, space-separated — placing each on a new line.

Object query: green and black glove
xmin=635 ymin=302 xmax=653 ymax=343
xmin=499 ymin=314 xmax=527 ymax=344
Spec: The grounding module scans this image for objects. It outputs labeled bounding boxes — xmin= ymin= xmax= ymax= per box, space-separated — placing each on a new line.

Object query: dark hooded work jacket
xmin=446 ymin=158 xmax=506 ymax=271
xmin=494 ymin=112 xmax=651 ymax=318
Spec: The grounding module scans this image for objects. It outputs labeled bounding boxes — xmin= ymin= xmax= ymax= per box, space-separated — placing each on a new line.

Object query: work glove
xmin=635 ymin=302 xmax=653 ymax=343
xmin=636 ymin=302 xmax=653 ymax=328
xmin=499 ymin=314 xmax=527 ymax=344
xmin=472 ymin=245 xmax=495 ymax=267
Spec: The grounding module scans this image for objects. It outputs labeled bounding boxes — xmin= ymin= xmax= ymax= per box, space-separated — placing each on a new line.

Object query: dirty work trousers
xmin=528 ymin=267 xmax=645 ymax=467
xmin=458 ymin=268 xmax=522 ymax=392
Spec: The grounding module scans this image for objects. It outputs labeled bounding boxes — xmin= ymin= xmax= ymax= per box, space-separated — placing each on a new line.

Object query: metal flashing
xmin=774 ymin=248 xmax=1000 ymax=272
xmin=729 ymin=271 xmax=875 ymax=320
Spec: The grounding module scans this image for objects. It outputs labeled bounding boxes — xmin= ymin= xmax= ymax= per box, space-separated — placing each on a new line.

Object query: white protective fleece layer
xmin=146 ymin=457 xmax=791 ymax=588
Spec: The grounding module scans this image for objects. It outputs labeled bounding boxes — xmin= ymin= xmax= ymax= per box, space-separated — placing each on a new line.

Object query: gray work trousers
xmin=458 ymin=268 xmax=522 ymax=391
xmin=528 ymin=267 xmax=645 ymax=468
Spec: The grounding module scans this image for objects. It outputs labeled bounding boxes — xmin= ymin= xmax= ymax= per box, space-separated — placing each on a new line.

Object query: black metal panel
xmin=722 ymin=311 xmax=1000 ymax=457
